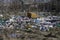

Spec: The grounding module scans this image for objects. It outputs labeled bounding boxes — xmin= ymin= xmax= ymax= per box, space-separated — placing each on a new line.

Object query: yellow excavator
xmin=27 ymin=12 xmax=38 ymax=18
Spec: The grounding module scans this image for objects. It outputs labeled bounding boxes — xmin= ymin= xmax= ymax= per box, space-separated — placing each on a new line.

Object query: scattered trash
xmin=44 ymin=32 xmax=57 ymax=38
xmin=9 ymin=33 xmax=17 ymax=38
xmin=0 ymin=15 xmax=59 ymax=40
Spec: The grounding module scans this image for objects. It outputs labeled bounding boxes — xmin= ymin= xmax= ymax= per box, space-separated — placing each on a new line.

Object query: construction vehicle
xmin=27 ymin=12 xmax=38 ymax=18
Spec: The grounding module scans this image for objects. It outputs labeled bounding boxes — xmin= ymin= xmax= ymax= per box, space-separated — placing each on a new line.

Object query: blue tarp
xmin=35 ymin=19 xmax=40 ymax=24
xmin=0 ymin=19 xmax=7 ymax=25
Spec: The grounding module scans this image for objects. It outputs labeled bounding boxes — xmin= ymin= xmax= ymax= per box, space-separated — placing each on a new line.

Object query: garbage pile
xmin=0 ymin=13 xmax=60 ymax=40
xmin=0 ymin=12 xmax=59 ymax=31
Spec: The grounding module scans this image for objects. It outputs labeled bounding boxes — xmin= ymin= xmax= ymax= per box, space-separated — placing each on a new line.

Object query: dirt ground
xmin=2 ymin=27 xmax=60 ymax=40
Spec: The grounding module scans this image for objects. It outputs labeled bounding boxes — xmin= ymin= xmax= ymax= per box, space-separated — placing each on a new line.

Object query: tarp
xmin=56 ymin=24 xmax=60 ymax=27
xmin=0 ymin=19 xmax=6 ymax=25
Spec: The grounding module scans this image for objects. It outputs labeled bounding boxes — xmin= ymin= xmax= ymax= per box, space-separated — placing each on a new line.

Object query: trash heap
xmin=0 ymin=13 xmax=60 ymax=40
xmin=0 ymin=12 xmax=56 ymax=31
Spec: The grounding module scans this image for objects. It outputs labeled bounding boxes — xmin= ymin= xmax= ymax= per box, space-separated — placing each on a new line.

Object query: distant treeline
xmin=0 ymin=0 xmax=60 ymax=13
